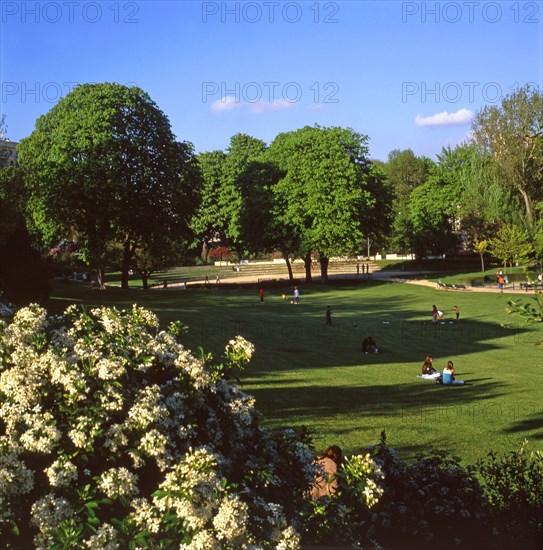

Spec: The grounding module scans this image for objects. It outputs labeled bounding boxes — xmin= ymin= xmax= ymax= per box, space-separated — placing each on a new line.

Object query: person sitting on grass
xmin=442 ymin=360 xmax=465 ymax=385
xmin=310 ymin=445 xmax=343 ymax=500
xmin=422 ymin=355 xmax=438 ymax=375
xmin=362 ymin=336 xmax=379 ymax=353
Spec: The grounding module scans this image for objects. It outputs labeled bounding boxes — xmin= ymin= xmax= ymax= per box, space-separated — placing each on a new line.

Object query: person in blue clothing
xmin=442 ymin=361 xmax=464 ymax=385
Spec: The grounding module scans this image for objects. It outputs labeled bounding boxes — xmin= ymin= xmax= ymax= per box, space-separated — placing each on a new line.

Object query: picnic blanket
xmin=417 ymin=372 xmax=441 ymax=380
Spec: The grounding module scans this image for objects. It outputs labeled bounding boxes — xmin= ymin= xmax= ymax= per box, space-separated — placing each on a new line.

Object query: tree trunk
xmin=97 ymin=266 xmax=105 ymax=289
xmin=480 ymin=253 xmax=485 ymax=273
xmin=282 ymin=251 xmax=294 ymax=282
xmin=141 ymin=273 xmax=149 ymax=290
xmin=319 ymin=255 xmax=329 ymax=283
xmin=88 ymin=227 xmax=106 ymax=289
xmin=519 ymin=186 xmax=533 ymax=226
xmin=303 ymin=253 xmax=312 ymax=283
xmin=121 ymin=239 xmax=132 ymax=289
xmin=201 ymin=239 xmax=209 ymax=263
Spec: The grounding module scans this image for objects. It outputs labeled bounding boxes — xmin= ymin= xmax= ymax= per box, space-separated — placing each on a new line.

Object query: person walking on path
xmin=294 ymin=287 xmax=300 ymax=304
xmin=325 ymin=305 xmax=333 ymax=325
xmin=259 ymin=288 xmax=264 ymax=303
xmin=216 ymin=274 xmax=221 ymax=284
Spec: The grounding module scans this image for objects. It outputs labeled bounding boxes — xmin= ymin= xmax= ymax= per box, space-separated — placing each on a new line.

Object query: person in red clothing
xmin=259 ymin=288 xmax=264 ymax=303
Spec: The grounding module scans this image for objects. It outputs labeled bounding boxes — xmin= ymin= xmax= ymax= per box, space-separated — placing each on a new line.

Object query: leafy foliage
xmin=17 ymin=83 xmax=198 ymax=288
xmin=488 ymin=224 xmax=534 ymax=271
xmin=473 ymin=441 xmax=543 ymax=548
xmin=471 ymin=85 xmax=543 ymax=225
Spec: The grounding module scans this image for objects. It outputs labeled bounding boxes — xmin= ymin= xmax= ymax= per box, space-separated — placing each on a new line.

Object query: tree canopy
xmin=17 ymin=83 xmax=199 ymax=288
xmin=471 ymin=85 xmax=543 ymax=226
xmin=269 ymin=125 xmax=377 ymax=280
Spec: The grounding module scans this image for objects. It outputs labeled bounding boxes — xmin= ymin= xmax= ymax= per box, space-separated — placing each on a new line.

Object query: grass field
xmin=47 ymin=278 xmax=543 ymax=464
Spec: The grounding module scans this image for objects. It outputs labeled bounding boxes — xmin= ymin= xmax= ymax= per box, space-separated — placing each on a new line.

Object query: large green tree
xmin=17 ymin=83 xmax=198 ymax=289
xmin=192 ymin=150 xmax=227 ymax=262
xmin=219 ymin=134 xmax=267 ymax=258
xmin=405 ymin=175 xmax=459 ymax=260
xmin=384 ymin=149 xmax=434 ymax=254
xmin=488 ymin=223 xmax=534 ymax=272
xmin=471 ymin=86 xmax=543 ymax=226
xmin=269 ymin=125 xmax=376 ymax=282
xmin=192 ymin=134 xmax=266 ymax=262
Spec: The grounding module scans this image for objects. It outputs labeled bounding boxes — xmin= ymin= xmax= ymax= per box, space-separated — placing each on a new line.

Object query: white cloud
xmin=210 ymin=96 xmax=242 ymax=113
xmin=210 ymin=97 xmax=295 ymax=114
xmin=249 ymin=99 xmax=294 ymax=114
xmin=415 ymin=108 xmax=473 ymax=127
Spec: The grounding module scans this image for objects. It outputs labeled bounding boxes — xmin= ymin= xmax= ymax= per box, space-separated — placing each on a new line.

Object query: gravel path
xmin=173 ymin=269 xmax=534 ymax=294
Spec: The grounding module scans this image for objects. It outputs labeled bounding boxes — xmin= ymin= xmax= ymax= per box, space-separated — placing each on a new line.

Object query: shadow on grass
xmin=503 ymin=412 xmax=543 ymax=440
xmin=250 ymin=380 xmax=507 ymax=421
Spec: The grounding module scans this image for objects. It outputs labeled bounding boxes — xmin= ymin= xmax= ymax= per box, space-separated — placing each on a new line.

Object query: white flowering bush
xmin=0 ymin=304 xmax=314 ymax=549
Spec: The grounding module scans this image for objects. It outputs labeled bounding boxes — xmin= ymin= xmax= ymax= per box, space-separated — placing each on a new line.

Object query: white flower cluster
xmin=98 ymin=467 xmax=139 ymax=499
xmin=129 ymin=498 xmax=162 ymax=534
xmin=179 ymin=529 xmax=220 ymax=550
xmin=226 ymin=386 xmax=256 ymax=429
xmin=83 ymin=523 xmax=120 ymax=549
xmin=225 ymin=335 xmax=255 ymax=366
xmin=31 ymin=494 xmax=74 ymax=538
xmin=343 ymin=453 xmax=385 ymax=509
xmin=19 ymin=411 xmax=62 ymax=454
xmin=0 ymin=450 xmax=34 ymax=496
xmin=212 ymin=494 xmax=249 ymax=544
xmin=0 ymin=304 xmax=309 ymax=548
xmin=0 ymin=300 xmax=15 ymax=320
xmin=175 ymin=348 xmax=211 ymax=389
xmin=154 ymin=447 xmax=221 ymax=530
xmin=44 ymin=457 xmax=78 ymax=488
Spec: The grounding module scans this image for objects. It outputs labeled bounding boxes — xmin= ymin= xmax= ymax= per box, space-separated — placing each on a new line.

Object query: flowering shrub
xmin=0 ymin=304 xmax=314 ymax=548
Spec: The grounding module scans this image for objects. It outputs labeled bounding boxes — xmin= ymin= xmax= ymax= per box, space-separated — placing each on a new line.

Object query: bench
xmin=437 ymin=282 xmax=455 ymax=290
xmin=437 ymin=282 xmax=466 ymax=291
xmin=520 ymin=282 xmax=543 ymax=291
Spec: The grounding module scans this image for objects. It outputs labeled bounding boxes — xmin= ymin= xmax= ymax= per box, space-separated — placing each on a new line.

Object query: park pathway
xmin=178 ymin=268 xmax=534 ymax=295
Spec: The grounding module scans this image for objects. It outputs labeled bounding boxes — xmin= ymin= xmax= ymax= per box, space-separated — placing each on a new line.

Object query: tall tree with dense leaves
xmin=384 ymin=149 xmax=434 ymax=254
xmin=471 ymin=86 xmax=543 ymax=226
xmin=406 ymin=175 xmax=459 ymax=260
xmin=192 ymin=150 xmax=227 ymax=262
xmin=219 ymin=133 xmax=267 ymax=258
xmin=269 ymin=126 xmax=375 ymax=282
xmin=488 ymin=223 xmax=534 ymax=272
xmin=17 ymin=83 xmax=198 ymax=289
xmin=192 ymin=134 xmax=266 ymax=262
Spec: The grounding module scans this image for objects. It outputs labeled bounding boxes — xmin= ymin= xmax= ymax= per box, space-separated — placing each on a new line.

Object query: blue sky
xmin=1 ymin=0 xmax=542 ymax=161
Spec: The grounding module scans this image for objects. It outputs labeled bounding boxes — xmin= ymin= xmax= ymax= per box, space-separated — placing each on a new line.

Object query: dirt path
xmin=172 ymin=269 xmax=533 ymax=295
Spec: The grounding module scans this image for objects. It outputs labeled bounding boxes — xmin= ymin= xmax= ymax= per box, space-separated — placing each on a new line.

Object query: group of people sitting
xmin=421 ymin=355 xmax=465 ymax=385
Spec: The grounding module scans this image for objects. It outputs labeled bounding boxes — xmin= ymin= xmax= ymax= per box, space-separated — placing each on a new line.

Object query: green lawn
xmin=47 ymin=279 xmax=543 ymax=464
